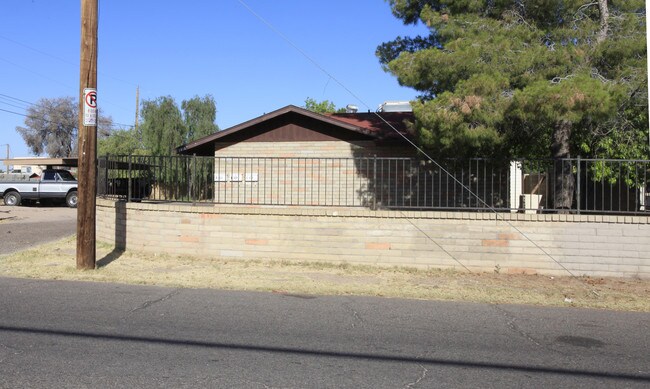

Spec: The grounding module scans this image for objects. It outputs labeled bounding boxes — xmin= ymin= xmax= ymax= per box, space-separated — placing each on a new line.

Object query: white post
xmin=510 ymin=160 xmax=522 ymax=212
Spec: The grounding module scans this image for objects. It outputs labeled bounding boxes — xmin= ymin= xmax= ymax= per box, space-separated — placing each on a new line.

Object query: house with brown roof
xmin=177 ymin=104 xmax=415 ymax=158
xmin=176 ymin=104 xmax=418 ymax=207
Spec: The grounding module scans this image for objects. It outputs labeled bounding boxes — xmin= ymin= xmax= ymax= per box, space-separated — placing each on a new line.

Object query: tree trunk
xmin=596 ymin=0 xmax=609 ymax=44
xmin=551 ymin=119 xmax=574 ymax=212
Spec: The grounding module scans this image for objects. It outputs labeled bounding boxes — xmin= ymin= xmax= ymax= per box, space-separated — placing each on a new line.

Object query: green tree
xmin=182 ymin=95 xmax=219 ymax=142
xmin=304 ymin=97 xmax=346 ymax=114
xmin=99 ymin=95 xmax=218 ymax=157
xmin=98 ymin=127 xmax=146 ymax=156
xmin=378 ymin=0 xmax=648 ymax=209
xmin=16 ymin=96 xmax=113 ymax=157
xmin=140 ymin=96 xmax=186 ymax=157
xmin=136 ymin=95 xmax=218 ymax=201
xmin=139 ymin=95 xmax=219 ymax=157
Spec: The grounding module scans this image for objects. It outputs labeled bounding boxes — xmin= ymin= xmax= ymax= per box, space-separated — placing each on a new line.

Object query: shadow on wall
xmin=96 ymin=200 xmax=126 ymax=268
xmin=351 ymin=146 xmax=511 ymax=211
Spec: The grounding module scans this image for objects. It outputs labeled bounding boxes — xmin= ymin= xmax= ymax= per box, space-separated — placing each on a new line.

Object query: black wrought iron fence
xmin=97 ymin=155 xmax=650 ymax=214
xmin=97 ymin=155 xmax=213 ymax=203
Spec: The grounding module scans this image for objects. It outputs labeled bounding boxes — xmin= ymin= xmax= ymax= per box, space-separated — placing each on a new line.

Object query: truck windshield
xmin=56 ymin=171 xmax=76 ymax=181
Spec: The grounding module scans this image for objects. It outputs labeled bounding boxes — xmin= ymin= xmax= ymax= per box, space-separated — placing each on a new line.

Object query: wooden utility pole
xmin=76 ymin=0 xmax=98 ymax=270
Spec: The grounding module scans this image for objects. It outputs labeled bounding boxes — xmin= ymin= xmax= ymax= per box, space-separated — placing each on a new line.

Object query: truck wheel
xmin=4 ymin=191 xmax=21 ymax=206
xmin=66 ymin=191 xmax=78 ymax=208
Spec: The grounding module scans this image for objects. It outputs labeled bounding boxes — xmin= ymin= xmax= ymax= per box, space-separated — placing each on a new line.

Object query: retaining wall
xmin=96 ymin=198 xmax=650 ymax=279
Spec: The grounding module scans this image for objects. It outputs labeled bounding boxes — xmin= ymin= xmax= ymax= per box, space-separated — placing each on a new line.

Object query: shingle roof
xmin=328 ymin=111 xmax=414 ymax=140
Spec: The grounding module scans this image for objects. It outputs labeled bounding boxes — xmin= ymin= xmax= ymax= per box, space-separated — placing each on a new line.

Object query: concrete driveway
xmin=0 ymin=204 xmax=77 ymax=255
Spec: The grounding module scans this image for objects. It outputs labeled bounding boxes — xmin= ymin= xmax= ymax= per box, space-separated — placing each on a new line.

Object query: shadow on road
xmin=0 ymin=324 xmax=648 ymax=384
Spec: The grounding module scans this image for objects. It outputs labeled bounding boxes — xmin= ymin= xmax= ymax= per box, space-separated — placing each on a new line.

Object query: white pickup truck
xmin=0 ymin=169 xmax=78 ymax=208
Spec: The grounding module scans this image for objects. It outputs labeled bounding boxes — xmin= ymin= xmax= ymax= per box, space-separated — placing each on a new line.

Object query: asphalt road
xmin=0 ymin=205 xmax=76 ymax=255
xmin=0 ymin=278 xmax=648 ymax=388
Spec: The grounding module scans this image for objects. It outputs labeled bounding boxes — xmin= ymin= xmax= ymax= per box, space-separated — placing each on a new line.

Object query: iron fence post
xmin=576 ymin=156 xmax=581 ymax=215
xmin=192 ymin=153 xmax=196 ymax=204
xmin=373 ymin=155 xmax=377 ymax=210
xmin=105 ymin=155 xmax=109 ymax=196
xmin=127 ymin=155 xmax=132 ymax=202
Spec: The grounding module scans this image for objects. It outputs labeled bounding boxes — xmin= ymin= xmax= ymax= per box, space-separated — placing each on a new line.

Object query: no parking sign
xmin=83 ymin=88 xmax=97 ymax=126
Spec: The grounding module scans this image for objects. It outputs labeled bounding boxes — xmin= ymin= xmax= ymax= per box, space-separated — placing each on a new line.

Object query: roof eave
xmin=177 ymin=105 xmax=370 ymax=155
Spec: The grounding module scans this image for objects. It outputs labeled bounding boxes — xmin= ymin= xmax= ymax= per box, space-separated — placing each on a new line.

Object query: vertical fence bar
xmin=191 ymin=154 xmax=196 ymax=204
xmin=373 ymin=156 xmax=377 ymax=210
xmin=634 ymin=161 xmax=639 ymax=212
xmin=576 ymin=156 xmax=581 ymax=215
xmin=242 ymin=157 xmax=247 ymax=204
xmin=127 ymin=155 xmax=132 ymax=202
xmin=643 ymin=162 xmax=650 ymax=212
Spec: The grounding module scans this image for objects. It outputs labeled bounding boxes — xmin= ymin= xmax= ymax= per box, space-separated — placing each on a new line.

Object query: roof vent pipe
xmin=345 ymin=104 xmax=358 ymax=113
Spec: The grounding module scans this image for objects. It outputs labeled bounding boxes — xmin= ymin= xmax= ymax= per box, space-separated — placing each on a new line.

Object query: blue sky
xmin=0 ymin=0 xmax=428 ymax=167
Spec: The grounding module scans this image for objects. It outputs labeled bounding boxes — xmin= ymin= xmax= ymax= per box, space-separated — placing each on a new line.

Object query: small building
xmin=177 ymin=104 xmax=415 ymax=158
xmin=176 ymin=104 xmax=419 ymax=207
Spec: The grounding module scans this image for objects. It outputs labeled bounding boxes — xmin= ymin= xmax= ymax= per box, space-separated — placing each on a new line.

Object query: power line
xmin=1 ymin=33 xmax=161 ymax=106
xmin=235 ymin=0 xmax=591 ymax=284
xmin=0 ymin=100 xmax=30 ymax=111
xmin=0 ymin=56 xmax=74 ymax=90
xmin=0 ymin=93 xmax=35 ymax=106
xmin=0 ymin=33 xmax=140 ymax=89
xmin=0 ymin=91 xmax=134 ymax=129
xmin=0 ymin=105 xmax=132 ymax=131
xmin=0 ymin=107 xmax=28 ymax=117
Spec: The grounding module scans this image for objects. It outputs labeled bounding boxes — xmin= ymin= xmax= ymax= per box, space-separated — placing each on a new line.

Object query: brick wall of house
xmin=212 ymin=140 xmax=417 ymax=206
xmin=97 ymin=198 xmax=650 ymax=279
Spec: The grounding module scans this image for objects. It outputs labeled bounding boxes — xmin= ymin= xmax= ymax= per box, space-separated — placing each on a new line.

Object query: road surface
xmin=0 ymin=205 xmax=76 ymax=255
xmin=0 ymin=277 xmax=648 ymax=388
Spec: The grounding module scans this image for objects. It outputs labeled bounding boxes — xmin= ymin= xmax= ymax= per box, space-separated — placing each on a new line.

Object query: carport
xmin=2 ymin=157 xmax=78 ymax=172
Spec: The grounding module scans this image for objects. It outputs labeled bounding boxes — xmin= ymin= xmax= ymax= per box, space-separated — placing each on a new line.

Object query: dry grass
xmin=1 ymin=236 xmax=648 ymax=312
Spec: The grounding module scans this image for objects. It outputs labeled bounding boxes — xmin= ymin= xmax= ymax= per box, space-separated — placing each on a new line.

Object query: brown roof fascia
xmin=177 ymin=105 xmax=371 ymax=155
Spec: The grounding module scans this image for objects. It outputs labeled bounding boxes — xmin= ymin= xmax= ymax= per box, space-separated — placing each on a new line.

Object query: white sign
xmin=83 ymin=88 xmax=97 ymax=126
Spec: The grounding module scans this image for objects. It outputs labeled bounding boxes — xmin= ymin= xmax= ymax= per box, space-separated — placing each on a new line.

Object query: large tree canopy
xmin=377 ymin=0 xmax=648 ymax=161
xmin=111 ymin=94 xmax=219 ymax=157
xmin=181 ymin=95 xmax=219 ymax=143
xmin=140 ymin=96 xmax=186 ymax=157
xmin=16 ymin=96 xmax=113 ymax=157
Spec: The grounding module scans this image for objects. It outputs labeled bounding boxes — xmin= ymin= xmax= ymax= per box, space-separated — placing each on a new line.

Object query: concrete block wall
xmin=96 ymin=198 xmax=650 ymax=279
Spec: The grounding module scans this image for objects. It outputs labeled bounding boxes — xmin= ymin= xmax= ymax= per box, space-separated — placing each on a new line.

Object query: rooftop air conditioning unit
xmin=377 ymin=101 xmax=412 ymax=112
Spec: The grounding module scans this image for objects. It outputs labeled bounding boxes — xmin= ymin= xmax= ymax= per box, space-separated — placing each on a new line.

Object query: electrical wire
xmin=0 ymin=104 xmax=133 ymax=131
xmin=0 ymin=93 xmax=35 ymax=106
xmin=235 ymin=0 xmax=590 ymax=282
xmin=0 ymin=100 xmax=30 ymax=111
xmin=1 ymin=35 xmax=139 ymax=116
